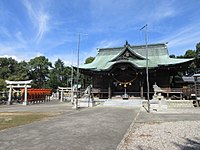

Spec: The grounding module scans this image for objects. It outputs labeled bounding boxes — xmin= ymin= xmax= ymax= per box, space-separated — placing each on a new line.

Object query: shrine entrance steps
xmin=103 ymin=99 xmax=143 ymax=107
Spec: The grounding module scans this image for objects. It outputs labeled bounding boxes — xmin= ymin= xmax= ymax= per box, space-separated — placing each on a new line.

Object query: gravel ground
xmin=120 ymin=120 xmax=200 ymax=150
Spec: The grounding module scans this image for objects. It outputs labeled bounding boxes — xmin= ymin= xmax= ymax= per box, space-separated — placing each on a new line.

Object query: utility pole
xmin=73 ymin=33 xmax=88 ymax=109
xmin=76 ymin=33 xmax=80 ymax=92
xmin=71 ymin=48 xmax=74 ymax=103
xmin=140 ymin=24 xmax=150 ymax=112
xmin=73 ymin=33 xmax=80 ymax=109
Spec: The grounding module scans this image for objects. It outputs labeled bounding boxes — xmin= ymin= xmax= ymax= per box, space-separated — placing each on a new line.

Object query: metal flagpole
xmin=140 ymin=24 xmax=150 ymax=112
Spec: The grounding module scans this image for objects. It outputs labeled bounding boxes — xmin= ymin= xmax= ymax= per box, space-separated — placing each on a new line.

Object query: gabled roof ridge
xmin=128 ymin=46 xmax=146 ymax=59
xmin=99 ymin=47 xmax=123 ymax=51
xmin=132 ymin=43 xmax=167 ymax=48
xmin=110 ymin=46 xmax=146 ymax=62
xmin=98 ymin=43 xmax=167 ymax=51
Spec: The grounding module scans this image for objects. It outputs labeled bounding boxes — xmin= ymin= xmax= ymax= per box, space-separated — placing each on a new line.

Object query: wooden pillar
xmin=108 ymin=79 xmax=112 ymax=99
xmin=140 ymin=82 xmax=144 ymax=99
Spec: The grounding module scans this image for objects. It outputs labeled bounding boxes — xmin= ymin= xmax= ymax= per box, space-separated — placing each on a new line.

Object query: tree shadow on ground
xmin=136 ymin=145 xmax=154 ymax=150
xmin=173 ymin=137 xmax=200 ymax=150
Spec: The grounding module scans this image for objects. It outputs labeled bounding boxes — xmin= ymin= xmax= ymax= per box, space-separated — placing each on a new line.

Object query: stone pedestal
xmin=7 ymin=101 xmax=12 ymax=105
xmin=150 ymin=84 xmax=168 ymax=111
xmin=159 ymin=98 xmax=168 ymax=110
xmin=78 ymin=97 xmax=95 ymax=108
xmin=150 ymin=96 xmax=167 ymax=111
xmin=72 ymin=95 xmax=78 ymax=110
xmin=150 ymin=99 xmax=159 ymax=111
xmin=88 ymin=99 xmax=95 ymax=107
xmin=22 ymin=101 xmax=28 ymax=106
xmin=72 ymin=102 xmax=78 ymax=109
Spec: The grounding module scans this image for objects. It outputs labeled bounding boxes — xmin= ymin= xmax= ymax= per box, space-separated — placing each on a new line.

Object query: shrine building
xmin=79 ymin=41 xmax=193 ymax=99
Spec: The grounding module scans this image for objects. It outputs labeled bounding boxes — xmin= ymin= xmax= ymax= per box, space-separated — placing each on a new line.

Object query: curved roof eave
xmin=100 ymin=60 xmax=143 ymax=71
xmin=158 ymin=58 xmax=194 ymax=67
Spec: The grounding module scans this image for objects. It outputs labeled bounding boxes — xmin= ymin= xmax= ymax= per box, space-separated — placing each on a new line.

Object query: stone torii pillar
xmin=58 ymin=87 xmax=71 ymax=102
xmin=7 ymin=84 xmax=12 ymax=105
xmin=5 ymin=80 xmax=32 ymax=105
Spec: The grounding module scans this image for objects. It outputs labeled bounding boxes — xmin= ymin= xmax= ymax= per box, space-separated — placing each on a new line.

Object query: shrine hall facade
xmin=79 ymin=41 xmax=193 ymax=99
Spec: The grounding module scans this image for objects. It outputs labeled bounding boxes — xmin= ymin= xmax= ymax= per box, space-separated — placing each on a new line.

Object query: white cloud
xmin=0 ymin=26 xmax=11 ymax=38
xmin=150 ymin=1 xmax=177 ymax=22
xmin=1 ymin=0 xmax=199 ymax=63
xmin=0 ymin=44 xmax=13 ymax=53
xmin=14 ymin=31 xmax=26 ymax=45
xmin=80 ymin=39 xmax=121 ymax=64
xmin=159 ymin=23 xmax=200 ymax=47
xmin=0 ymin=42 xmax=44 ymax=62
xmin=155 ymin=22 xmax=200 ymax=55
xmin=88 ymin=0 xmax=179 ymax=36
xmin=132 ymin=0 xmax=178 ymax=26
xmin=48 ymin=54 xmax=74 ymax=66
xmin=0 ymin=42 xmax=26 ymax=55
xmin=22 ymin=0 xmax=50 ymax=42
xmin=0 ymin=55 xmax=20 ymax=61
xmin=35 ymin=13 xmax=49 ymax=42
xmin=96 ymin=40 xmax=121 ymax=49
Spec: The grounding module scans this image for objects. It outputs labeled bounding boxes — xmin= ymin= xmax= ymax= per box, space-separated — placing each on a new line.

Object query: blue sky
xmin=0 ymin=0 xmax=200 ymax=65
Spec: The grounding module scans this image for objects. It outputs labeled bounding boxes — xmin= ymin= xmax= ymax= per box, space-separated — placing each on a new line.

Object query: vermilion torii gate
xmin=5 ymin=80 xmax=32 ymax=105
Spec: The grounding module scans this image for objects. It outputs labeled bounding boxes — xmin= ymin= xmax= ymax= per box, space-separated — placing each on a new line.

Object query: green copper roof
xmin=80 ymin=42 xmax=194 ymax=71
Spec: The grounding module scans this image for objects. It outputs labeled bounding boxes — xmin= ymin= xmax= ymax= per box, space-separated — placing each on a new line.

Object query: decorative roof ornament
xmin=124 ymin=40 xmax=130 ymax=47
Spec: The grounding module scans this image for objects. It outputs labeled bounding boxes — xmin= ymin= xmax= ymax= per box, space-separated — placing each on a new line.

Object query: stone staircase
xmin=103 ymin=99 xmax=142 ymax=107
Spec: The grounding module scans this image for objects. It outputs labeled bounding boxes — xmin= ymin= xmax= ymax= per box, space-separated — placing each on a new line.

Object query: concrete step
xmin=103 ymin=99 xmax=142 ymax=107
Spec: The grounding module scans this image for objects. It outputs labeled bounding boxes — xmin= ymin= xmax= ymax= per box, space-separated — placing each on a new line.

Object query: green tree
xmin=169 ymin=54 xmax=175 ymax=58
xmin=8 ymin=61 xmax=29 ymax=81
xmin=195 ymin=42 xmax=200 ymax=69
xmin=176 ymin=55 xmax=184 ymax=58
xmin=47 ymin=69 xmax=58 ymax=92
xmin=47 ymin=59 xmax=71 ymax=91
xmin=63 ymin=66 xmax=71 ymax=87
xmin=84 ymin=56 xmax=95 ymax=64
xmin=79 ymin=57 xmax=94 ymax=88
xmin=196 ymin=42 xmax=200 ymax=55
xmin=184 ymin=49 xmax=196 ymax=58
xmin=0 ymin=57 xmax=30 ymax=81
xmin=183 ymin=50 xmax=196 ymax=75
xmin=172 ymin=49 xmax=196 ymax=75
xmin=0 ymin=57 xmax=18 ymax=79
xmin=54 ymin=59 xmax=65 ymax=83
xmin=28 ymin=56 xmax=52 ymax=88
xmin=0 ymin=57 xmax=26 ymax=91
xmin=0 ymin=78 xmax=6 ymax=91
